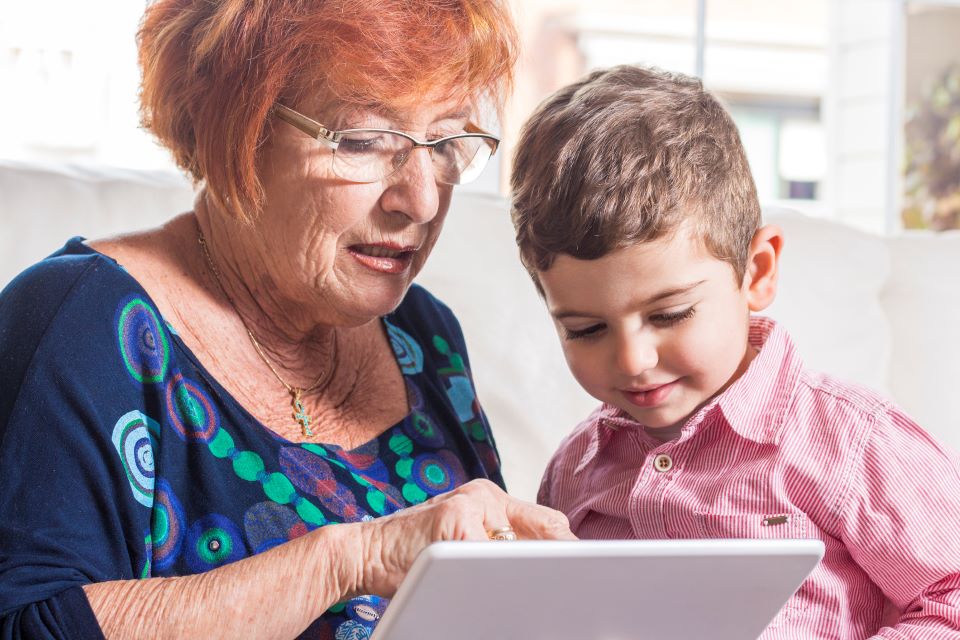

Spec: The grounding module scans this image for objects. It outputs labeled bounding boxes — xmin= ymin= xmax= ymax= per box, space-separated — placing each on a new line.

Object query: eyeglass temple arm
xmin=273 ymin=104 xmax=341 ymax=149
xmin=463 ymin=122 xmax=500 ymax=154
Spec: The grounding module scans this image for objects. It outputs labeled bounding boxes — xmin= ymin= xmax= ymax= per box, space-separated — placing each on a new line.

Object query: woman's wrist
xmin=312 ymin=522 xmax=368 ymax=603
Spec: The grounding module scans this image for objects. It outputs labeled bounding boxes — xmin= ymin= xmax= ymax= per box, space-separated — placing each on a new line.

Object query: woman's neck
xmin=192 ymin=194 xmax=341 ymax=388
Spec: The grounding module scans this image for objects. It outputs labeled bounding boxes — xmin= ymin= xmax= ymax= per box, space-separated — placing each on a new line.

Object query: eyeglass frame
xmin=271 ymin=103 xmax=501 ymax=185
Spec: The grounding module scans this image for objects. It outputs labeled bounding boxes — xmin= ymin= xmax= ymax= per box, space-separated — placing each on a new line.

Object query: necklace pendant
xmin=292 ymin=390 xmax=313 ymax=437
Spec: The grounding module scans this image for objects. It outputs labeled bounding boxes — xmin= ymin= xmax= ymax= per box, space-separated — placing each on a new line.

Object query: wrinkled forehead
xmin=342 ymin=101 xmax=475 ymax=131
xmin=284 ymin=79 xmax=481 ymax=129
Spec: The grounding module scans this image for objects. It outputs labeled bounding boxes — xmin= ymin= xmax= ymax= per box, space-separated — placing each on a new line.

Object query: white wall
xmin=826 ymin=0 xmax=903 ymax=234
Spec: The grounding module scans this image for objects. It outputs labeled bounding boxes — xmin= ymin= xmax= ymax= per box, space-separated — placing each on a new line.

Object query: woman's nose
xmin=614 ymin=330 xmax=659 ymax=377
xmin=381 ymin=147 xmax=441 ymax=224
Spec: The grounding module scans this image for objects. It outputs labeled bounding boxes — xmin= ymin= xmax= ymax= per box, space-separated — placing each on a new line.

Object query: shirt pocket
xmin=694 ymin=511 xmax=812 ymax=627
xmin=694 ymin=511 xmax=811 ymax=540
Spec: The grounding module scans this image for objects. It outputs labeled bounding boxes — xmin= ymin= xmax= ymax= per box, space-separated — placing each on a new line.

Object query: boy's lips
xmin=620 ymin=380 xmax=677 ymax=408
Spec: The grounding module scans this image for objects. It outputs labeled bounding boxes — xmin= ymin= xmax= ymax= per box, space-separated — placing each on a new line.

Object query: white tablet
xmin=371 ymin=538 xmax=824 ymax=640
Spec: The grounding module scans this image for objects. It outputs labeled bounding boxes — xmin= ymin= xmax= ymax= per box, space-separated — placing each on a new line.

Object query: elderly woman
xmin=0 ymin=1 xmax=574 ymax=638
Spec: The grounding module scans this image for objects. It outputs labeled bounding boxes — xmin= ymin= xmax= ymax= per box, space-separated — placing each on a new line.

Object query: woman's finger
xmin=448 ymin=480 xmax=514 ymax=540
xmin=504 ymin=499 xmax=578 ymax=540
xmin=455 ymin=479 xmax=576 ymax=541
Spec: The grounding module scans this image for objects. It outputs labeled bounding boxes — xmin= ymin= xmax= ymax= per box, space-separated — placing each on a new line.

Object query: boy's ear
xmin=743 ymin=224 xmax=784 ymax=312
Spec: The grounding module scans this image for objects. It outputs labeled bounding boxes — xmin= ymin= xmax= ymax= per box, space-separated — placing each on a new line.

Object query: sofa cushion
xmin=882 ymin=231 xmax=960 ymax=450
xmin=763 ymin=206 xmax=891 ymax=395
xmin=0 ymin=160 xmax=194 ymax=286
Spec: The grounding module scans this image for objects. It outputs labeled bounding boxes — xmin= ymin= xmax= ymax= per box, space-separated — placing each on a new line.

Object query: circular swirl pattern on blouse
xmin=117 ymin=296 xmax=170 ymax=384
xmin=185 ymin=513 xmax=246 ymax=573
xmin=152 ymin=480 xmax=185 ymax=572
xmin=165 ymin=372 xmax=220 ymax=442
xmin=411 ymin=450 xmax=466 ymax=496
xmin=111 ymin=410 xmax=159 ymax=508
xmin=403 ymin=410 xmax=445 ymax=448
xmin=384 ymin=319 xmax=424 ymax=374
xmin=334 ymin=619 xmax=372 ymax=640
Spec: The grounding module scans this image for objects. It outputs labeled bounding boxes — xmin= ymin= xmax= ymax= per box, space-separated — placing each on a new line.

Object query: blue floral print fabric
xmin=0 ymin=238 xmax=502 ymax=639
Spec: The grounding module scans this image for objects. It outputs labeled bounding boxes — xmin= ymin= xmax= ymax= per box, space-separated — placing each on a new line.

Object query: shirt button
xmin=653 ymin=453 xmax=673 ymax=472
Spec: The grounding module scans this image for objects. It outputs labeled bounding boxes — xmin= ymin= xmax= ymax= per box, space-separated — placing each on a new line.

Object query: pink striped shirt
xmin=539 ymin=316 xmax=960 ymax=639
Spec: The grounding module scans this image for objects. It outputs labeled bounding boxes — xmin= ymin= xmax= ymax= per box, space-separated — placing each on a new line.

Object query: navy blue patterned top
xmin=0 ymin=238 xmax=503 ymax=639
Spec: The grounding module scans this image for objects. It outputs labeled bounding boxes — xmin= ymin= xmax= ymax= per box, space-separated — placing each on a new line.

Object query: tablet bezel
xmin=372 ymin=538 xmax=824 ymax=640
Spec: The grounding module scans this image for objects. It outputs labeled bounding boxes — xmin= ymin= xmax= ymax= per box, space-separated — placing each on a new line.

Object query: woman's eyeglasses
xmin=273 ymin=103 xmax=500 ymax=186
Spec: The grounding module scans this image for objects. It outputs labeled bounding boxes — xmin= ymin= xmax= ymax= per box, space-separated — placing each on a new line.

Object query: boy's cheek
xmin=562 ymin=351 xmax=609 ymax=399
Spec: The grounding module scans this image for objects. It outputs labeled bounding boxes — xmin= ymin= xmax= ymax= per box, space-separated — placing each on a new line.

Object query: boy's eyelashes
xmin=559 ymin=306 xmax=697 ymax=341
xmin=654 ymin=306 xmax=697 ymax=327
xmin=562 ymin=324 xmax=605 ymax=340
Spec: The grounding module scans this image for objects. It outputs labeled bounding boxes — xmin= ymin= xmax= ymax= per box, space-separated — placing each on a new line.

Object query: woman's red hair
xmin=138 ymin=0 xmax=519 ymax=220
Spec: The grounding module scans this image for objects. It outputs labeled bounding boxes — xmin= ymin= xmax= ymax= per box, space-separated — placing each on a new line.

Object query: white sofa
xmin=2 ymin=159 xmax=959 ymax=500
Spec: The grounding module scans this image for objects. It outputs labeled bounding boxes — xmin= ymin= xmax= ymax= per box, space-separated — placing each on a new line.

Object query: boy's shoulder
xmin=781 ymin=364 xmax=940 ymax=462
xmin=748 ymin=319 xmax=903 ymax=445
xmin=791 ymin=367 xmax=897 ymax=433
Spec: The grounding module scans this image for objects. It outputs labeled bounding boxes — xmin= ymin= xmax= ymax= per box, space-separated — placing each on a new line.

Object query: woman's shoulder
xmin=0 ymin=236 xmax=138 ymax=319
xmin=0 ymin=233 xmax=175 ymax=385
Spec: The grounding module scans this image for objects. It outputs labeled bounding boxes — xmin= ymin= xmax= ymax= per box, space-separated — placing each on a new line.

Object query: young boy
xmin=510 ymin=65 xmax=960 ymax=638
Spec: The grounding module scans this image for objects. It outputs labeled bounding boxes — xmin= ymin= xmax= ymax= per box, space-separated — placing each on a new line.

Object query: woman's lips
xmin=348 ymin=244 xmax=416 ymax=274
xmin=620 ymin=380 xmax=677 ymax=408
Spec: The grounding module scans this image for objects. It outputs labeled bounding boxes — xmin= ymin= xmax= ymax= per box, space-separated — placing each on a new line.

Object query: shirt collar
xmin=573 ymin=316 xmax=801 ymax=474
xmin=573 ymin=405 xmax=636 ymax=475
xmin=714 ymin=316 xmax=802 ymax=445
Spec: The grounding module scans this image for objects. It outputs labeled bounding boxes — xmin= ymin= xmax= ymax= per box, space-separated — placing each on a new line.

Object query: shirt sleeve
xmin=0 ymin=256 xmax=153 ymax=638
xmin=836 ymin=404 xmax=960 ymax=639
xmin=537 ymin=452 xmax=557 ymax=508
xmin=0 ymin=587 xmax=105 ymax=640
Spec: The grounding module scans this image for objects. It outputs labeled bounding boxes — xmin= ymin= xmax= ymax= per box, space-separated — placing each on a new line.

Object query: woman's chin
xmin=335 ymin=284 xmax=413 ymax=325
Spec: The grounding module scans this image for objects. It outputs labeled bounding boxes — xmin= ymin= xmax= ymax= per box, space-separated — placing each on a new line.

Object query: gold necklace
xmin=197 ymin=232 xmax=336 ymax=437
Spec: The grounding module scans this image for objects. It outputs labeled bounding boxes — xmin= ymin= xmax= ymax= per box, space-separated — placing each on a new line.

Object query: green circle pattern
xmin=391 ymin=432 xmax=428 ymax=504
xmin=197 ymin=528 xmax=233 ymax=564
xmin=198 ymin=423 xmax=326 ymax=526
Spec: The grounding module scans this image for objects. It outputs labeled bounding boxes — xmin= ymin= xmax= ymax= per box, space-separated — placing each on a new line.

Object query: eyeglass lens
xmin=332 ymin=131 xmax=493 ymax=185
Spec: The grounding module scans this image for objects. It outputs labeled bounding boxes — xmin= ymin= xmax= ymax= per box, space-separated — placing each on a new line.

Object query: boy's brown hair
xmin=511 ymin=65 xmax=761 ymax=289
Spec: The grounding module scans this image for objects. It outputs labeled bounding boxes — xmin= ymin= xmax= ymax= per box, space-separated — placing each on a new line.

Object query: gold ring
xmin=486 ymin=526 xmax=517 ymax=541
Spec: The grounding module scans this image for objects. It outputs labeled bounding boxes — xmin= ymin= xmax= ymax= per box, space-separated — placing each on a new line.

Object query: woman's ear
xmin=744 ymin=224 xmax=784 ymax=312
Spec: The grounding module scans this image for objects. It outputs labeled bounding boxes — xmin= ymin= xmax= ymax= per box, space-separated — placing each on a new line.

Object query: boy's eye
xmin=649 ymin=307 xmax=696 ymax=327
xmin=562 ymin=324 xmax=605 ymax=340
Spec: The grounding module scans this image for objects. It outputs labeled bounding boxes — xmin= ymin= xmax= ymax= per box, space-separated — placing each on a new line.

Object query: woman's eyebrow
xmin=364 ymin=107 xmax=470 ymax=130
xmin=437 ymin=108 xmax=471 ymax=122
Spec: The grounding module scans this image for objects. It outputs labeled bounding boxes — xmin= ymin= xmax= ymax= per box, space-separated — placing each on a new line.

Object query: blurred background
xmin=1 ymin=0 xmax=959 ymax=234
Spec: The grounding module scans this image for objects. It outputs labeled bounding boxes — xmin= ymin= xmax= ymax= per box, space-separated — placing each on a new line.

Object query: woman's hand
xmin=340 ymin=479 xmax=577 ymax=598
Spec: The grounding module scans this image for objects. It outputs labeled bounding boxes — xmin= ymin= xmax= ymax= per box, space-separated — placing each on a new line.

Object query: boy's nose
xmin=614 ymin=331 xmax=659 ymax=377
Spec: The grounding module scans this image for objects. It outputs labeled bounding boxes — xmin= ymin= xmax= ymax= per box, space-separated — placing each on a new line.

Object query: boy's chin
xmin=617 ymin=405 xmax=690 ymax=429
